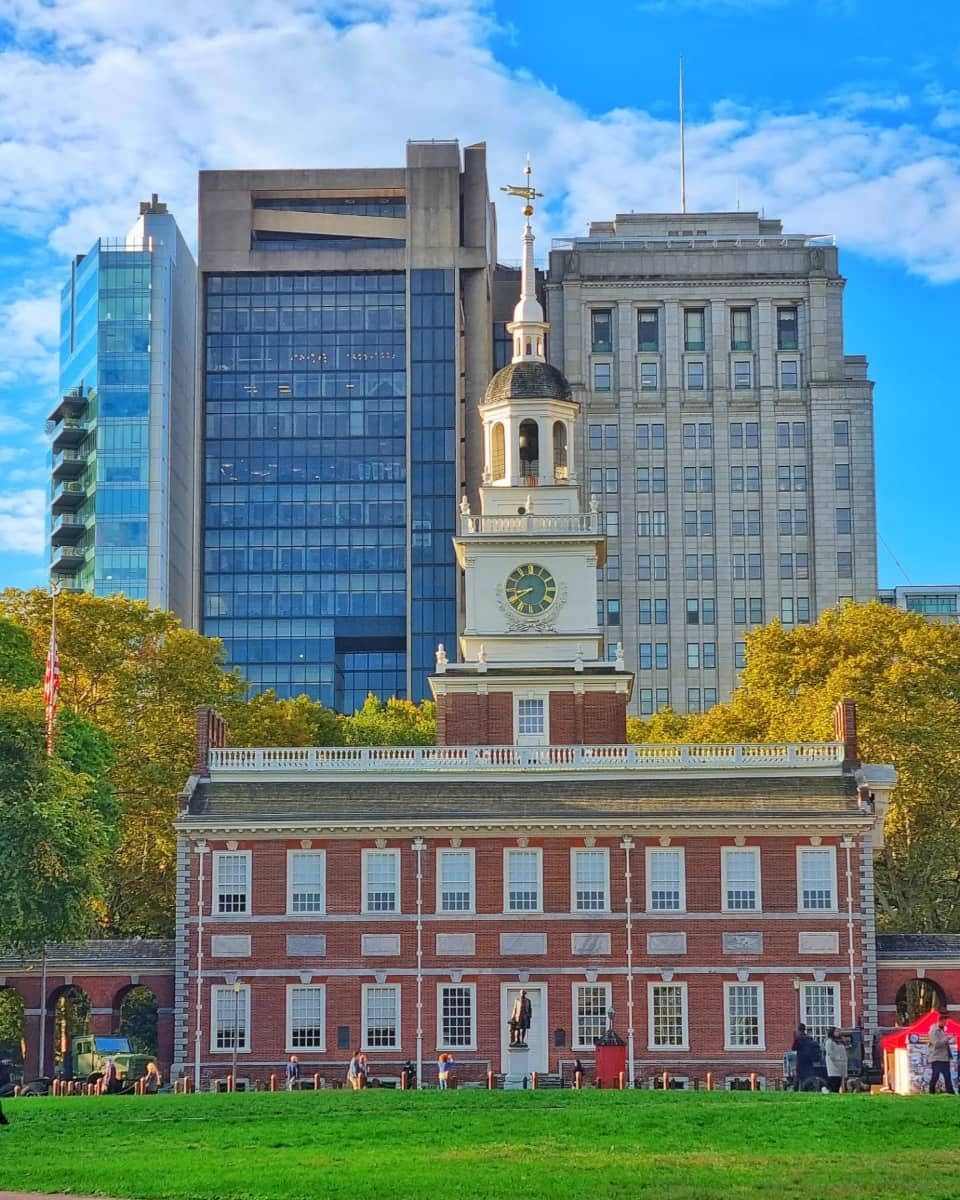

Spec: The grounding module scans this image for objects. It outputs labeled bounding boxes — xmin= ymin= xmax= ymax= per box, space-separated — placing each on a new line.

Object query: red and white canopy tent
xmin=880 ymin=1011 xmax=960 ymax=1093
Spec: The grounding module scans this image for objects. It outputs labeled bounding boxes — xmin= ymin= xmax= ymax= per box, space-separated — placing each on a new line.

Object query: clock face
xmin=505 ymin=563 xmax=557 ymax=615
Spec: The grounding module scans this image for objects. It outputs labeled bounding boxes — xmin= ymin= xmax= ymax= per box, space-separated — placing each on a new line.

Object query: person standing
xmin=286 ymin=1055 xmax=301 ymax=1091
xmin=144 ymin=1061 xmax=161 ymax=1094
xmin=437 ymin=1053 xmax=454 ymax=1090
xmin=928 ymin=1021 xmax=956 ymax=1094
xmin=346 ymin=1050 xmax=362 ymax=1091
xmin=824 ymin=1029 xmax=848 ymax=1093
xmin=791 ymin=1025 xmax=821 ymax=1091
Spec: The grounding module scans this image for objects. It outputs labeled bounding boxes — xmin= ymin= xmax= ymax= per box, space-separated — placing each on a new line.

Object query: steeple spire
xmin=500 ymin=159 xmax=548 ymax=364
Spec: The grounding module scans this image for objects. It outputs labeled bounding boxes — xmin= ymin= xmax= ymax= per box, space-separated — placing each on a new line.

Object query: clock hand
xmin=513 ymin=587 xmax=535 ymax=598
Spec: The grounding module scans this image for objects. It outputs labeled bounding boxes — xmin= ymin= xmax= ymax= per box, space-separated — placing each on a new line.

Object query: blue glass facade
xmin=55 ymin=245 xmax=154 ymax=598
xmin=410 ymin=269 xmax=457 ymax=701
xmin=203 ymin=270 xmax=448 ymax=710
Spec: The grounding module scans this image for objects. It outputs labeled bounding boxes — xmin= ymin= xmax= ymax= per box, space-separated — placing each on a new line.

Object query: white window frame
xmin=647 ymin=981 xmax=689 ymax=1051
xmin=572 ymin=982 xmax=612 ymax=1050
xmin=515 ymin=694 xmax=548 ymax=745
xmin=724 ymin=981 xmax=765 ymax=1051
xmin=362 ymin=983 xmax=401 ymax=1051
xmin=362 ymin=848 xmax=401 ymax=915
xmin=800 ymin=982 xmax=841 ymax=1045
xmin=645 ymin=846 xmax=686 ymax=913
xmin=436 ymin=848 xmax=476 ymax=915
xmin=285 ymin=983 xmax=326 ymax=1053
xmin=436 ymin=982 xmax=477 ymax=1051
xmin=570 ymin=847 xmax=610 ymax=914
xmin=796 ymin=846 xmax=838 ymax=913
xmin=210 ymin=983 xmax=251 ymax=1053
xmin=213 ymin=850 xmax=252 ymax=917
xmin=721 ymin=846 xmax=762 ymax=913
xmin=286 ymin=849 xmax=326 ymax=915
xmin=503 ymin=847 xmax=543 ymax=914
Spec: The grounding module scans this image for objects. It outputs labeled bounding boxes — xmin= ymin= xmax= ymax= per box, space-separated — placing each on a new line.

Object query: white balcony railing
xmin=208 ymin=742 xmax=845 ymax=774
xmin=459 ymin=513 xmax=601 ymax=536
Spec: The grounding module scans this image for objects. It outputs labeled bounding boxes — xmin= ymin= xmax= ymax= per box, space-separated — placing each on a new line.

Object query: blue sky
xmin=0 ymin=0 xmax=957 ymax=592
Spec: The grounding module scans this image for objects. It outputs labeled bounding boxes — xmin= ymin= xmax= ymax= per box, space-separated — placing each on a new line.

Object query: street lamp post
xmin=232 ymin=981 xmax=243 ymax=1088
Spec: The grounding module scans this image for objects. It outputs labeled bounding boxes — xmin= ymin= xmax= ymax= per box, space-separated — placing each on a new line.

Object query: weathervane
xmin=500 ymin=158 xmax=543 ymax=218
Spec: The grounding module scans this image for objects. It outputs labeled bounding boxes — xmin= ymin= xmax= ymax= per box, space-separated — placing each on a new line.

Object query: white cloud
xmin=0 ymin=289 xmax=60 ymax=393
xmin=0 ymin=489 xmax=45 ymax=554
xmin=0 ymin=0 xmax=952 ymax=297
xmin=829 ymin=89 xmax=911 ymax=115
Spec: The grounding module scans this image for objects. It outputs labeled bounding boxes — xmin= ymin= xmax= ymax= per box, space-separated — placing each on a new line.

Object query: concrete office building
xmin=546 ymin=211 xmax=878 ymax=716
xmin=50 ymin=197 xmax=197 ymax=621
xmin=198 ymin=141 xmax=495 ymax=710
xmin=879 ymin=585 xmax=960 ymax=624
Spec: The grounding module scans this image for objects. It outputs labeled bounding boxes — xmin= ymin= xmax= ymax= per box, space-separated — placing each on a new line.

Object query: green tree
xmin=0 ymin=689 xmax=118 ymax=952
xmin=222 ymin=690 xmax=343 ymax=747
xmin=0 ymin=589 xmax=244 ymax=937
xmin=342 ymin=695 xmax=437 ymax=746
xmin=654 ymin=603 xmax=960 ymax=933
xmin=0 ymin=618 xmax=41 ymax=689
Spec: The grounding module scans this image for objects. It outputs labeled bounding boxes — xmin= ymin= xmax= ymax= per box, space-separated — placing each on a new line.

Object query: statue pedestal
xmin=503 ymin=1043 xmax=530 ymax=1090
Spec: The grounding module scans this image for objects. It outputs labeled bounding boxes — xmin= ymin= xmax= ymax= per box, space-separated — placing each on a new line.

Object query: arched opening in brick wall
xmin=113 ymin=985 xmax=159 ymax=1058
xmin=48 ymin=985 xmax=91 ymax=1077
xmin=0 ymin=986 xmax=26 ymax=1080
xmin=895 ymin=977 xmax=947 ymax=1025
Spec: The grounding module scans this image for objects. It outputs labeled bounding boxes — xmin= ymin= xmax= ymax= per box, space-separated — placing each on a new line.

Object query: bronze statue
xmin=509 ymin=989 xmax=533 ymax=1047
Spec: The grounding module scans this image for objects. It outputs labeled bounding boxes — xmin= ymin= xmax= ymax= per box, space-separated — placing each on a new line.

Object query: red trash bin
xmin=595 ymin=1040 xmax=626 ymax=1089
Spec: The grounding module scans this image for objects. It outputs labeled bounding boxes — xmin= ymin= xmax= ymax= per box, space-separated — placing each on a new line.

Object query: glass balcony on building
xmin=52 ymin=448 xmax=87 ymax=482
xmin=50 ymin=513 xmax=86 ymax=546
xmin=50 ymin=545 xmax=86 ymax=574
xmin=51 ymin=417 xmax=89 ymax=453
xmin=51 ymin=481 xmax=87 ymax=514
xmin=47 ymin=389 xmax=89 ymax=427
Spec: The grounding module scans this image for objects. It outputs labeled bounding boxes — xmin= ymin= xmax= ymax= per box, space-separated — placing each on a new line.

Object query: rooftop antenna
xmin=679 ymin=55 xmax=687 ymax=214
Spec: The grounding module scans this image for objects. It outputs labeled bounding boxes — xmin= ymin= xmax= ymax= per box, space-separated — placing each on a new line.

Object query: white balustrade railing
xmin=459 ymin=513 xmax=601 ymax=536
xmin=208 ymin=742 xmax=845 ymax=774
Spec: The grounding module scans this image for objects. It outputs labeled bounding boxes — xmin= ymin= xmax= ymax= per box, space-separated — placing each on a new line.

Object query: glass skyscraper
xmin=50 ymin=197 xmax=197 ymax=622
xmin=199 ymin=143 xmax=494 ymax=710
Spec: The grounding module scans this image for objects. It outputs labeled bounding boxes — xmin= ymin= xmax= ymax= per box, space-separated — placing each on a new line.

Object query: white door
xmin=501 ymin=984 xmax=548 ymax=1074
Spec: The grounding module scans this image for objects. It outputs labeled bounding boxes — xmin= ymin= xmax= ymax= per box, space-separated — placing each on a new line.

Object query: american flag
xmin=43 ymin=593 xmax=61 ymax=755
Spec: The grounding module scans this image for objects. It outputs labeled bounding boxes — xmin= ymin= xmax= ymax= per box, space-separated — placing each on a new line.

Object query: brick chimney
xmin=832 ymin=699 xmax=860 ymax=770
xmin=194 ymin=706 xmax=227 ymax=777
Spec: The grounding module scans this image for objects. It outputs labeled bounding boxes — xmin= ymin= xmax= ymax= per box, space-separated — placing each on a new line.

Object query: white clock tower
xmin=430 ymin=167 xmax=633 ymax=746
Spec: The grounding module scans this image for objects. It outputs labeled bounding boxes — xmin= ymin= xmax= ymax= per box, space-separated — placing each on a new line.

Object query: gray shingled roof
xmin=0 ymin=940 xmax=175 ymax=972
xmin=876 ymin=934 xmax=960 ymax=957
xmin=483 ymin=360 xmax=572 ymax=405
xmin=184 ymin=773 xmax=857 ymax=824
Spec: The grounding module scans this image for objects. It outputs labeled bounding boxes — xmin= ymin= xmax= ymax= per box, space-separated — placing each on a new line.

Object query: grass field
xmin=2 ymin=1089 xmax=960 ymax=1199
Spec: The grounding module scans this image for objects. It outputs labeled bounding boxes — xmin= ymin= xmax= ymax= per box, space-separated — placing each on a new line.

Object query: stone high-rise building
xmin=546 ymin=211 xmax=877 ymax=715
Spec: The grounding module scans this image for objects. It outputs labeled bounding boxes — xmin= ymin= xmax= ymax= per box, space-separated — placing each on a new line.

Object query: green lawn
xmin=2 ymin=1089 xmax=959 ymax=1199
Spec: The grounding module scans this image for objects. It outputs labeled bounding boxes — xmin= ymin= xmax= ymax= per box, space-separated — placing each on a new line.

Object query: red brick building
xmin=170 ymin=202 xmax=898 ymax=1091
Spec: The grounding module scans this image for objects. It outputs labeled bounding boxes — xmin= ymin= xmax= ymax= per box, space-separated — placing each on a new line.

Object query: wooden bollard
xmin=618 ymin=1071 xmax=625 ymax=1090
xmin=531 ymin=1071 xmax=538 ymax=1090
xmin=706 ymin=1072 xmax=713 ymax=1091
xmin=401 ymin=1071 xmax=408 ymax=1090
xmin=661 ymin=1071 xmax=669 ymax=1091
xmin=487 ymin=1070 xmax=495 ymax=1090
xmin=574 ymin=1070 xmax=582 ymax=1090
xmin=173 ymin=1080 xmax=179 ymax=1094
xmin=313 ymin=1073 xmax=320 ymax=1091
xmin=13 ymin=1085 xmax=21 ymax=1097
xmin=750 ymin=1072 xmax=758 ymax=1092
xmin=227 ymin=1074 xmax=234 ymax=1093
xmin=52 ymin=1079 xmax=59 ymax=1096
xmin=269 ymin=1073 xmax=277 ymax=1092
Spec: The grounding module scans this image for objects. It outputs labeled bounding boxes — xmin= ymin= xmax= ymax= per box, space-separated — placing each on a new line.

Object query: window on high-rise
xmin=780 ymin=359 xmax=799 ymax=388
xmin=834 ymin=420 xmax=849 ymax=447
xmin=777 ymin=306 xmax=798 ymax=350
xmin=640 ymin=362 xmax=658 ymax=390
xmin=638 ymin=310 xmax=660 ymax=352
xmin=684 ymin=309 xmax=705 ymax=351
xmin=593 ymin=362 xmax=612 ymax=391
xmin=687 ymin=360 xmax=705 ymax=389
xmin=591 ymin=310 xmax=613 ymax=352
xmin=734 ymin=361 xmax=752 ymax=389
xmin=731 ymin=308 xmax=752 ymax=351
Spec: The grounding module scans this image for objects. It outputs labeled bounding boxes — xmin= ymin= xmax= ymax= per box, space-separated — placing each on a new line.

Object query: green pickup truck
xmin=72 ymin=1036 xmax=150 ymax=1088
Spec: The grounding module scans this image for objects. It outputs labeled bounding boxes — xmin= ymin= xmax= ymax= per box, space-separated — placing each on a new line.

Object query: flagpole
xmin=44 ymin=586 xmax=61 ymax=756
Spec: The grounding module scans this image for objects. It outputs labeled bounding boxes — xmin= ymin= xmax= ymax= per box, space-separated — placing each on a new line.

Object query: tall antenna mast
xmin=679 ymin=55 xmax=687 ymax=214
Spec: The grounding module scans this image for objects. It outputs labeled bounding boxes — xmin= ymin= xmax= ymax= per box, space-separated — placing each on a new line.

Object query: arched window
xmin=491 ymin=423 xmax=506 ymax=481
xmin=519 ymin=419 xmax=539 ymax=482
xmin=896 ymin=978 xmax=947 ymax=1025
xmin=553 ymin=421 xmax=568 ymax=482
